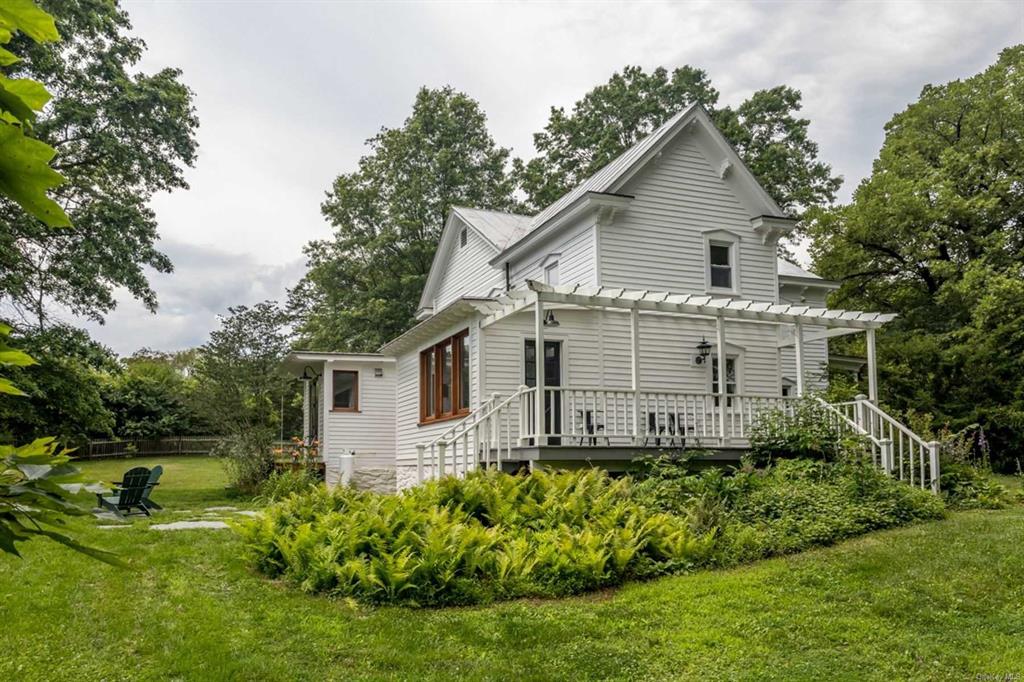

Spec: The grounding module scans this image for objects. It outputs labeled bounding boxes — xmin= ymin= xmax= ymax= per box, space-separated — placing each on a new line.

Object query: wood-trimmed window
xmin=332 ymin=370 xmax=359 ymax=412
xmin=419 ymin=329 xmax=470 ymax=424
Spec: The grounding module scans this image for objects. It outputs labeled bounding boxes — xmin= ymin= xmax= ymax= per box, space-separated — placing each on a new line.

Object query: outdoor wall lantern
xmin=695 ymin=337 xmax=712 ymax=364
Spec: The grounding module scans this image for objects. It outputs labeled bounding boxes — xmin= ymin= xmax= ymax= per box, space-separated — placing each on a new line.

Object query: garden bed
xmin=240 ymin=457 xmax=947 ymax=607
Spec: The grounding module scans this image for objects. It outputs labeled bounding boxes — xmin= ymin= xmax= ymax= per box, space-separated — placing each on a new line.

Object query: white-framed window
xmin=703 ymin=229 xmax=741 ymax=294
xmin=709 ymin=242 xmax=732 ymax=289
xmin=544 ymin=260 xmax=560 ymax=286
xmin=709 ymin=352 xmax=741 ymax=407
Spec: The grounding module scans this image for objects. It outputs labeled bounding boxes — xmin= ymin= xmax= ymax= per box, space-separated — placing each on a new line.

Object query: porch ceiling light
xmin=543 ymin=310 xmax=560 ymax=327
xmin=695 ymin=337 xmax=712 ymax=364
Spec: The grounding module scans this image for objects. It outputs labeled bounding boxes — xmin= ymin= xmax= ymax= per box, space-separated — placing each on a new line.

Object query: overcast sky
xmin=74 ymin=0 xmax=1022 ymax=356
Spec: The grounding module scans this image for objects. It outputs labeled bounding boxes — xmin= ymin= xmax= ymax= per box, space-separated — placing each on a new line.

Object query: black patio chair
xmin=96 ymin=466 xmax=152 ymax=519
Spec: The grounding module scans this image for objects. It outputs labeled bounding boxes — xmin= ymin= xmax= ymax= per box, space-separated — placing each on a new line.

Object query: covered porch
xmin=417 ymin=280 xmax=898 ymax=478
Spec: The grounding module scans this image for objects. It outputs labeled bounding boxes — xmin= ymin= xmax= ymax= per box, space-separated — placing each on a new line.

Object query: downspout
xmin=505 ymin=261 xmax=511 ymax=292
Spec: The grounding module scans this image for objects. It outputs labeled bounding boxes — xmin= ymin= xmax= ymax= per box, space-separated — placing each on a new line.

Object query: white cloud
xmin=88 ymin=0 xmax=1021 ymax=353
xmin=74 ymin=240 xmax=305 ymax=355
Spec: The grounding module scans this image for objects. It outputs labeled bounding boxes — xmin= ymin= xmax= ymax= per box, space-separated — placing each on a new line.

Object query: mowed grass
xmin=1 ymin=456 xmax=1022 ymax=681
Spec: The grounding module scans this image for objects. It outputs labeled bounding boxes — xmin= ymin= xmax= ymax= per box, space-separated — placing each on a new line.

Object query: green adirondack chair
xmin=141 ymin=465 xmax=163 ymax=511
xmin=96 ymin=466 xmax=152 ymax=519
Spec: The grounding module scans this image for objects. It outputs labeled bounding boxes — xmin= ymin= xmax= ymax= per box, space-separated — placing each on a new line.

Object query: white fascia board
xmin=488 ymin=192 xmax=633 ymax=267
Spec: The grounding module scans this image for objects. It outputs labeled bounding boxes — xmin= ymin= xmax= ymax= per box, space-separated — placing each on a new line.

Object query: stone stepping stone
xmin=151 ymin=520 xmax=230 ymax=531
xmin=204 ymin=506 xmax=238 ymax=512
xmin=234 ymin=510 xmax=262 ymax=518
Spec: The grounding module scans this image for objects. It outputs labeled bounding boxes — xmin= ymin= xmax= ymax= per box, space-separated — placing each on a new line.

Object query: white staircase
xmin=818 ymin=395 xmax=941 ymax=493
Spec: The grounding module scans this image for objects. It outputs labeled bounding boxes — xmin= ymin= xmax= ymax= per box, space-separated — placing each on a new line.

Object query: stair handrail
xmin=416 ymin=386 xmax=535 ymax=481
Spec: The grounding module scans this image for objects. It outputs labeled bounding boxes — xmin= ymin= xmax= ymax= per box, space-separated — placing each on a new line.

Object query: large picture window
xmin=419 ymin=329 xmax=470 ymax=423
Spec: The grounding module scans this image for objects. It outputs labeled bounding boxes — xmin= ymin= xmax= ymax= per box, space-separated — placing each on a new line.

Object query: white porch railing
xmin=416 ymin=387 xmax=941 ymax=493
xmin=415 ymin=386 xmax=805 ymax=482
xmin=534 ymin=388 xmax=801 ymax=445
xmin=824 ymin=395 xmax=940 ymax=493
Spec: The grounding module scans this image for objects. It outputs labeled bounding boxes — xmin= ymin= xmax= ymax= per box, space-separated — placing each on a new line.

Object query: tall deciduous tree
xmin=192 ymin=302 xmax=295 ymax=493
xmin=290 ymin=87 xmax=517 ymax=352
xmin=515 ymin=65 xmax=841 ymax=221
xmin=1 ymin=0 xmax=117 ymax=564
xmin=0 ymin=0 xmax=198 ymax=329
xmin=807 ymin=45 xmax=1024 ymax=467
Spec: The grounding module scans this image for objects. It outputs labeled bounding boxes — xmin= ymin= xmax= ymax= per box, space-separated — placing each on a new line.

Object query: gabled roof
xmin=451 ymin=207 xmax=533 ymax=251
xmin=484 ymin=104 xmax=789 ymax=262
xmin=528 ymin=104 xmax=700 ymax=231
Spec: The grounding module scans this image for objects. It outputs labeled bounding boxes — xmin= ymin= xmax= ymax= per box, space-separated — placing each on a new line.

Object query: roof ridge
xmin=453 ymin=205 xmax=535 ymax=219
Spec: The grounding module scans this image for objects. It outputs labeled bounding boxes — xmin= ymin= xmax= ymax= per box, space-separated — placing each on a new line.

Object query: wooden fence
xmin=82 ymin=436 xmax=224 ymax=459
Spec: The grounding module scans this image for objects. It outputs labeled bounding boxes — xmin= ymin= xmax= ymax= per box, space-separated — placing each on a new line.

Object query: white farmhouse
xmin=286 ymin=104 xmax=938 ymax=493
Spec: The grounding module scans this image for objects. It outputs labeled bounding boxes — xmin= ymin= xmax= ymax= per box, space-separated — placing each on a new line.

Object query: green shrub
xmin=939 ymin=462 xmax=1011 ymax=509
xmin=748 ymin=397 xmax=863 ymax=463
xmin=239 ymin=469 xmax=714 ymax=606
xmin=256 ymin=468 xmax=321 ymax=503
xmin=214 ymin=430 xmax=276 ymax=495
xmin=244 ymin=457 xmax=952 ymax=608
xmin=633 ymin=456 xmax=945 ymax=567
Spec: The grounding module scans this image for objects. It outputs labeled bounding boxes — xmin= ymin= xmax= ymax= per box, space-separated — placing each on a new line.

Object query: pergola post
xmin=534 ymin=293 xmax=546 ymax=447
xmin=630 ymin=307 xmax=641 ymax=444
xmin=794 ymin=320 xmax=805 ymax=397
xmin=866 ymin=327 xmax=878 ymax=404
xmin=716 ymin=314 xmax=727 ymax=444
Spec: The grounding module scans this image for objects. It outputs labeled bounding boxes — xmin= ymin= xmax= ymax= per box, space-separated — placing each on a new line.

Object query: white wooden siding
xmin=481 ymin=308 xmax=785 ymax=437
xmin=508 ymin=218 xmax=596 ymax=289
xmin=599 ymin=133 xmax=777 ymax=301
xmin=779 ymin=286 xmax=830 ymax=390
xmin=434 ymin=224 xmax=503 ymax=309
xmin=322 ymin=360 xmax=396 ymax=470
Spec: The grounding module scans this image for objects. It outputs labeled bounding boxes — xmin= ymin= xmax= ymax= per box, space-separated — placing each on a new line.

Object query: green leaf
xmin=0 ymin=376 xmax=28 ymax=396
xmin=0 ymin=348 xmax=35 ymax=367
xmin=0 ymin=121 xmax=70 ymax=227
xmin=0 ymin=0 xmax=61 ymax=44
xmin=0 ymin=72 xmax=50 ymax=123
xmin=0 ymin=45 xmax=18 ymax=66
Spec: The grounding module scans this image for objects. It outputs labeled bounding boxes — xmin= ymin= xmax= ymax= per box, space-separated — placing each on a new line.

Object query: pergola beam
xmin=479 ymin=282 xmax=896 ymax=331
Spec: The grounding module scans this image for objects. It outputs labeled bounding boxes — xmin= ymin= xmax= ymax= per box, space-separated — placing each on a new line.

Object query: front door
xmin=525 ymin=339 xmax=561 ymax=445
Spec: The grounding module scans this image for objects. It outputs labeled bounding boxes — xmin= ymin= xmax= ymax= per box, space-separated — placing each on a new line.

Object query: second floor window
xmin=419 ymin=329 xmax=470 ymax=423
xmin=544 ymin=260 xmax=560 ymax=286
xmin=709 ymin=242 xmax=732 ymax=289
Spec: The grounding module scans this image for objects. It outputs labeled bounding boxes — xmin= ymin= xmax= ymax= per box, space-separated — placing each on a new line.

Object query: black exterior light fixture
xmin=543 ymin=310 xmax=560 ymax=327
xmin=695 ymin=337 xmax=712 ymax=364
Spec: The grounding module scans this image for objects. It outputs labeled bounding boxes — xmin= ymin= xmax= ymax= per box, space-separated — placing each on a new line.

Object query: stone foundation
xmin=350 ymin=467 xmax=397 ymax=494
xmin=396 ymin=465 xmax=420 ymax=491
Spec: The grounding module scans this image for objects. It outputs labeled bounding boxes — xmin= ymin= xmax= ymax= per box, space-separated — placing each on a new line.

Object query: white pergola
xmin=475 ymin=281 xmax=896 ymax=445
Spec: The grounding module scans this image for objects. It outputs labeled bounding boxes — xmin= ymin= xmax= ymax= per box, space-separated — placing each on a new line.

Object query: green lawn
xmin=1 ymin=456 xmax=1022 ymax=681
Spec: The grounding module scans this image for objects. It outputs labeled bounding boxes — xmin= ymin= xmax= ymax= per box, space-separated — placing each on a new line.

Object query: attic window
xmin=459 ymin=227 xmax=468 ymax=248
